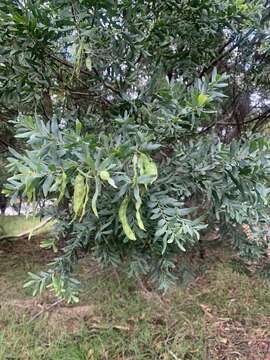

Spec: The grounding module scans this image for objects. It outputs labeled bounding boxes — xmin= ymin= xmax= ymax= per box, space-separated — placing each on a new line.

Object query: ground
xmin=0 ymin=218 xmax=270 ymax=359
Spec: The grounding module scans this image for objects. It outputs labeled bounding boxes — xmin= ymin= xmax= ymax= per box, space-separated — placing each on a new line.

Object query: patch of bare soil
xmin=0 ymin=235 xmax=55 ymax=269
xmin=1 ymin=298 xmax=96 ymax=333
xmin=48 ymin=304 xmax=96 ymax=333
xmin=1 ymin=298 xmax=132 ymax=335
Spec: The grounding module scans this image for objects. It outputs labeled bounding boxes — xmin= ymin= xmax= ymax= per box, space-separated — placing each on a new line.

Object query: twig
xmin=198 ymin=121 xmax=216 ymax=135
xmin=202 ymin=29 xmax=254 ymax=76
xmin=48 ymin=53 xmax=90 ymax=75
xmin=187 ymin=30 xmax=254 ymax=87
xmin=28 ymin=298 xmax=64 ymax=323
xmin=89 ymin=323 xmax=130 ymax=331
xmin=48 ymin=53 xmax=121 ymax=95
xmin=168 ymin=350 xmax=180 ymax=360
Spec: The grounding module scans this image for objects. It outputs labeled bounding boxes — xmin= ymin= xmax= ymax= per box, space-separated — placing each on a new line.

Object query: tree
xmin=1 ymin=0 xmax=270 ymax=302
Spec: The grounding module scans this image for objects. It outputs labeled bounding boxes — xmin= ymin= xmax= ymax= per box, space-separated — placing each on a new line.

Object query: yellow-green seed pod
xmin=136 ymin=208 xmax=145 ymax=231
xmin=134 ymin=185 xmax=145 ymax=231
xmin=119 ymin=196 xmax=136 ymax=240
xmin=57 ymin=171 xmax=67 ymax=204
xmin=73 ymin=174 xmax=86 ymax=218
xmin=138 ymin=153 xmax=158 ymax=184
xmin=80 ymin=179 xmax=90 ymax=222
xmin=99 ymin=170 xmax=110 ymax=181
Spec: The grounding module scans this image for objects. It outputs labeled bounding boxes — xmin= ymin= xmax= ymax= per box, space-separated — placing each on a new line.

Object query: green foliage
xmin=5 ymin=78 xmax=270 ymax=300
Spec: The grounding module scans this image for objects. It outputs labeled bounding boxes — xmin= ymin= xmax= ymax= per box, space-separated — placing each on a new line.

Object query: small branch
xmin=198 ymin=121 xmax=216 ymax=135
xmin=252 ymin=114 xmax=270 ymax=131
xmin=200 ymin=29 xmax=253 ymax=77
xmin=29 ymin=298 xmax=64 ymax=323
xmin=48 ymin=53 xmax=121 ymax=95
xmin=0 ymin=137 xmax=11 ymax=148
xmin=187 ymin=30 xmax=254 ymax=87
xmin=220 ymin=108 xmax=270 ymax=127
xmin=48 ymin=53 xmax=90 ymax=76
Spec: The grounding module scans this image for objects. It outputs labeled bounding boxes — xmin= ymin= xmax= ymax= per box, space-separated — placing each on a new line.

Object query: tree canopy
xmin=1 ymin=0 xmax=270 ymax=301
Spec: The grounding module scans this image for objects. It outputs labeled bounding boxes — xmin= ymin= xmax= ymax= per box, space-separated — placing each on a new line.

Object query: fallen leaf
xmin=219 ymin=337 xmax=228 ymax=344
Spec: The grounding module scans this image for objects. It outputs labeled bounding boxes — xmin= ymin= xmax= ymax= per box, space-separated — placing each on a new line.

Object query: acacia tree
xmin=1 ymin=0 xmax=270 ymax=301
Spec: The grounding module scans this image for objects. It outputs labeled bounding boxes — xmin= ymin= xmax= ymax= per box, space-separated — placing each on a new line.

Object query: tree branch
xmin=187 ymin=30 xmax=253 ymax=87
xmin=48 ymin=53 xmax=121 ymax=96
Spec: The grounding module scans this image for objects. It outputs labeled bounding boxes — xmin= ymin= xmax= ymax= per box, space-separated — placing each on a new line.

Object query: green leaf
xmin=155 ymin=225 xmax=167 ymax=238
xmin=42 ymin=174 xmax=54 ymax=197
xmin=40 ymin=239 xmax=58 ymax=252
xmin=108 ymin=177 xmax=117 ymax=188
xmin=175 ymin=239 xmax=186 ymax=252
xmin=167 ymin=234 xmax=174 ymax=244
xmin=75 ymin=120 xmax=82 ymax=136
xmin=150 ymin=212 xmax=161 ymax=220
xmin=99 ymin=170 xmax=117 ymax=188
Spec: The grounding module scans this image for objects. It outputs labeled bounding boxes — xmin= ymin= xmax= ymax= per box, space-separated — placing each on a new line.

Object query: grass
xmin=0 ymin=238 xmax=270 ymax=359
xmin=0 ymin=215 xmax=52 ymax=237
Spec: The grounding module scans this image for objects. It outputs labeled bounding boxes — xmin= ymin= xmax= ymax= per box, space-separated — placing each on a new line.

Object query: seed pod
xmin=136 ymin=209 xmax=145 ymax=231
xmin=57 ymin=171 xmax=67 ymax=204
xmin=91 ymin=176 xmax=100 ymax=217
xmin=80 ymin=179 xmax=90 ymax=222
xmin=99 ymin=170 xmax=117 ymax=188
xmin=138 ymin=153 xmax=158 ymax=184
xmin=134 ymin=185 xmax=145 ymax=231
xmin=119 ymin=196 xmax=136 ymax=240
xmin=73 ymin=174 xmax=86 ymax=218
xmin=99 ymin=170 xmax=110 ymax=181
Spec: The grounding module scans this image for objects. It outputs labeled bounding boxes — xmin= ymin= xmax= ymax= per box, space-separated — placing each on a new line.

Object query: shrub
xmin=5 ymin=75 xmax=270 ymax=301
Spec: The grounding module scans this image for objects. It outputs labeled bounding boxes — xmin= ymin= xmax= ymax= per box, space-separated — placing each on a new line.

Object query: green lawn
xmin=0 ymin=238 xmax=269 ymax=360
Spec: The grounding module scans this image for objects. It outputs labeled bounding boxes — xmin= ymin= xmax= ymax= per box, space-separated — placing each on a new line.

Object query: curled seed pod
xmin=119 ymin=196 xmax=136 ymax=241
xmin=99 ymin=170 xmax=110 ymax=181
xmin=99 ymin=170 xmax=117 ymax=188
